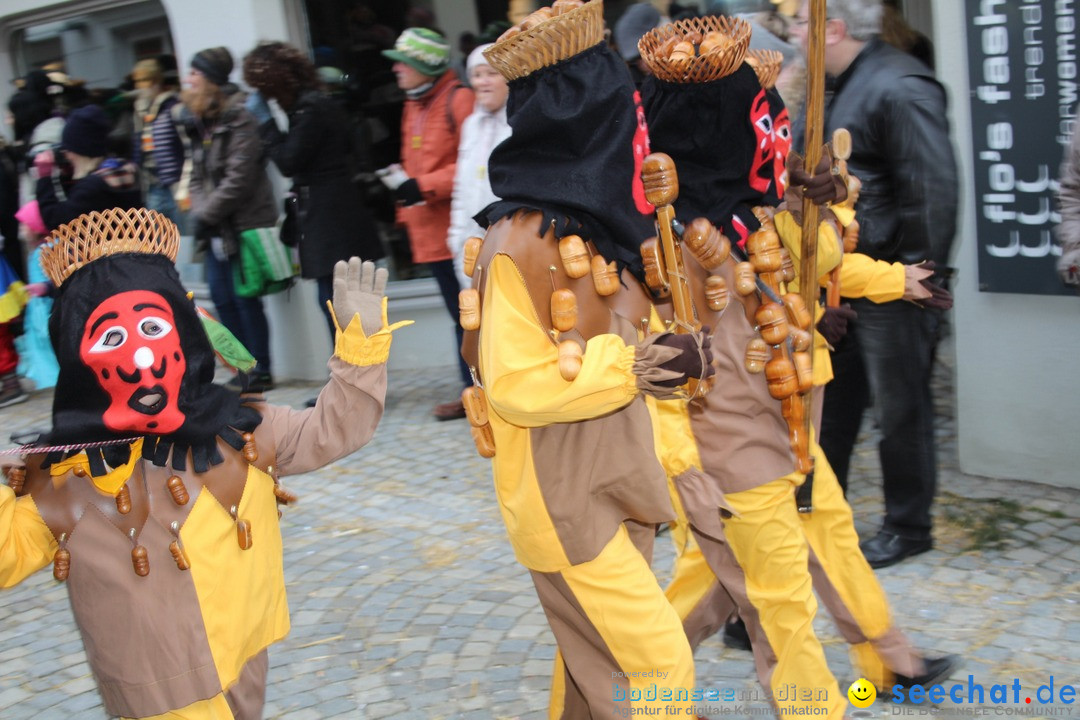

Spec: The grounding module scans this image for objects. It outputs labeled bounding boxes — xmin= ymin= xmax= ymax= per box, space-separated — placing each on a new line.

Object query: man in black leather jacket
xmin=791 ymin=0 xmax=958 ymax=568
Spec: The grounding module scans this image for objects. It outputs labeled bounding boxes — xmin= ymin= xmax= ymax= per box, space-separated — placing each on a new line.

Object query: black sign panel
xmin=966 ymin=0 xmax=1079 ymax=294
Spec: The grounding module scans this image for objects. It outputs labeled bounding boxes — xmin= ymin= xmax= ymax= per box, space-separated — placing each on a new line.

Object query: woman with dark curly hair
xmin=242 ymin=41 xmax=384 ymax=339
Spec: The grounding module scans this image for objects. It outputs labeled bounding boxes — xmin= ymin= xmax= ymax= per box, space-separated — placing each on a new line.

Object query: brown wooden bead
xmin=790 ymin=327 xmax=812 ymax=353
xmin=683 ymin=218 xmax=730 ymax=269
xmin=734 ymin=261 xmax=757 ymax=296
xmin=705 ymin=275 xmax=729 ymax=312
xmin=53 ymin=547 xmax=70 ymax=581
xmin=559 ymin=235 xmax=590 ymax=279
xmin=273 ymin=485 xmax=298 ymax=504
xmin=463 ymin=236 xmax=483 ymax=278
xmin=459 ymin=288 xmax=481 ymax=330
xmin=640 ymin=238 xmax=667 ymax=292
xmin=471 ymin=424 xmax=496 ymax=459
xmin=765 ymin=356 xmax=798 ymax=400
xmin=169 ymin=541 xmax=191 ymax=571
xmin=558 ymin=339 xmax=583 ymax=381
xmin=782 ymin=293 xmax=813 ymax=330
xmin=72 ymin=466 xmax=87 ymax=478
xmin=793 ymin=351 xmax=813 ymax=393
xmin=132 ymin=544 xmax=150 ymax=577
xmin=242 ymin=443 xmax=258 ymax=463
xmin=550 ymin=288 xmax=578 ymax=333
xmin=779 ymin=248 xmax=796 ymax=283
xmin=747 ymin=228 xmax=783 ymax=273
xmin=745 ymin=338 xmax=769 ymax=374
xmin=5 ymin=466 xmax=26 ymax=494
xmin=115 ymin=484 xmax=131 ymax=515
xmin=167 ymin=475 xmax=189 ymax=505
xmin=755 ymin=302 xmax=790 ymax=346
xmin=843 ymin=218 xmax=860 ymax=254
xmin=591 ymin=256 xmax=619 ymax=296
xmin=236 ymin=519 xmax=253 ymax=550
xmin=462 ymin=386 xmax=489 ymax=427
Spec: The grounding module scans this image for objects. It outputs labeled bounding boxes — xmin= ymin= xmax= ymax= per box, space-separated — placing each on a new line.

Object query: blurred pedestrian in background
xmin=131 ymin=55 xmax=184 ymax=226
xmin=243 ymin=41 xmax=385 ymax=339
xmin=446 ymin=44 xmax=510 ymax=292
xmin=379 ymin=28 xmax=474 ymax=420
xmin=176 ymin=46 xmax=276 ymax=392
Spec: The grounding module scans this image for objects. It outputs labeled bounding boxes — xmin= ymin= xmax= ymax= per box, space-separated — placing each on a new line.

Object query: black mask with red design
xmin=480 ymin=43 xmax=656 ymax=281
xmin=47 ymin=253 xmax=249 ymax=474
xmin=641 ymin=63 xmax=780 ymax=245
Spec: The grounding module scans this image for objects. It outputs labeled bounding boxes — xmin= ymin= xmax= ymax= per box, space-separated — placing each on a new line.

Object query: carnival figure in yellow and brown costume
xmin=459 ymin=1 xmax=714 ymax=717
xmin=0 ymin=207 xmax=408 ymax=719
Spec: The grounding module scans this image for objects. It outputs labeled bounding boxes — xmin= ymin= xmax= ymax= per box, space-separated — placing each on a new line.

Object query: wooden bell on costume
xmin=782 ymin=293 xmax=813 ymax=331
xmin=747 ymin=228 xmax=783 ymax=273
xmin=641 ymin=238 xmax=667 ymax=293
xmin=463 ymin=236 xmax=483 ymax=277
xmin=4 ymin=466 xmax=25 ymax=495
xmin=683 ymin=218 xmax=730 ymax=269
xmin=471 ymin=424 xmax=496 ymax=458
xmin=591 ymin=256 xmax=619 ymax=296
xmin=558 ymin=339 xmax=583 ymax=381
xmin=559 ymin=235 xmax=590 ymax=279
xmin=779 ymin=248 xmax=796 ymax=284
xmin=53 ymin=533 xmax=70 ymax=581
xmin=755 ymin=302 xmax=790 ymax=346
xmin=793 ymin=351 xmax=813 ymax=393
xmin=744 ymin=338 xmax=769 ymax=374
xmin=241 ymin=432 xmax=258 ymax=463
xmin=115 ymin=484 xmax=131 ymax=514
xmin=550 ymin=289 xmax=578 ymax=333
xmin=790 ymin=327 xmax=812 ymax=353
xmin=230 ymin=505 xmax=252 ymax=550
xmin=463 ymin=387 xmax=497 ymax=458
xmin=169 ymin=521 xmax=190 ymax=571
xmin=734 ymin=262 xmax=757 ymax=296
xmin=705 ymin=275 xmax=729 ymax=312
xmin=130 ymin=528 xmax=149 ymax=577
xmin=459 ymin=289 xmax=481 ymax=330
xmin=765 ymin=356 xmax=798 ymax=400
xmin=167 ymin=475 xmax=189 ymax=505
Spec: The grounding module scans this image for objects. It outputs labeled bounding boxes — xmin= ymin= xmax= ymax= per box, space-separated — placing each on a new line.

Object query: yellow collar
xmin=50 ymin=439 xmax=144 ymax=496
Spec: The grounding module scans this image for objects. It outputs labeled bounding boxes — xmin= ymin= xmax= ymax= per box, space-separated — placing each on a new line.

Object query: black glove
xmin=394 ymin=178 xmax=423 ymax=206
xmin=652 ymin=330 xmax=715 ymax=388
xmin=788 ymin=149 xmax=847 ymax=205
xmin=917 ymin=281 xmax=953 ymax=311
xmin=817 ymin=304 xmax=857 ymax=346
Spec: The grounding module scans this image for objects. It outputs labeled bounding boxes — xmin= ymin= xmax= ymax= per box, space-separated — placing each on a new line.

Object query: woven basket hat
xmin=483 ymin=0 xmax=605 ymax=82
xmin=638 ymin=15 xmax=752 ymax=83
xmin=40 ymin=207 xmax=180 ymax=287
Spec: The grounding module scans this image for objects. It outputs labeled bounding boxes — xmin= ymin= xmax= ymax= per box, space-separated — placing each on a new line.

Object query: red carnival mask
xmin=749 ymin=89 xmax=774 ymax=194
xmin=631 ymin=90 xmax=656 ymax=215
xmin=80 ymin=290 xmax=187 ymax=434
xmin=772 ymin=104 xmax=792 ymax=194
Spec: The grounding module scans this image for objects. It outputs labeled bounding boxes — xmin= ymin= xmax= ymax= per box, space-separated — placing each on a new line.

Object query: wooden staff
xmin=796 ymin=0 xmax=827 ymax=511
xmin=825 ymin=128 xmax=852 ymax=308
xmin=641 ymin=152 xmax=708 ymax=399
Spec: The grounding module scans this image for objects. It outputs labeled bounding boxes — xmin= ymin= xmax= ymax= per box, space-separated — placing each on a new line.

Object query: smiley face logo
xmin=848 ymin=678 xmax=877 ymax=708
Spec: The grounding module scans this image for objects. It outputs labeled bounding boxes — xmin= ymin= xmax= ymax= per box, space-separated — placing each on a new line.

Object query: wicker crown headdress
xmin=746 ymin=49 xmax=783 ymax=90
xmin=639 ymin=16 xmax=752 ymax=83
xmin=40 ymin=208 xmax=180 ymax=287
xmin=483 ymin=0 xmax=604 ymax=82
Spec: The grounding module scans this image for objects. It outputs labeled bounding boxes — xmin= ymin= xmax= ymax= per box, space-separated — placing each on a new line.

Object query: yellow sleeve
xmin=839 ymin=253 xmax=906 ymax=304
xmin=0 ymin=485 xmax=57 ymax=589
xmin=480 ymin=253 xmax=638 ymax=427
xmin=773 ymin=209 xmax=843 ymax=294
xmin=330 ymin=297 xmax=413 ymax=367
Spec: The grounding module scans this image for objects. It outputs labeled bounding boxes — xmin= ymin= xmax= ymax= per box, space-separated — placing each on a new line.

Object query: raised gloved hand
xmin=332 ymin=257 xmax=389 ymax=337
xmin=648 ymin=330 xmax=715 ymax=388
xmin=788 ymin=147 xmax=848 ymax=206
xmin=817 ymin=304 xmax=857 ymax=346
xmin=1058 ymin=246 xmax=1080 ymax=287
xmin=33 ymin=149 xmax=55 ymax=179
xmin=244 ymin=90 xmax=273 ymax=125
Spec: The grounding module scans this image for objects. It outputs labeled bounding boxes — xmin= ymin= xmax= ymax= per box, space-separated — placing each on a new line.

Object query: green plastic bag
xmin=232 ymin=226 xmax=295 ymax=298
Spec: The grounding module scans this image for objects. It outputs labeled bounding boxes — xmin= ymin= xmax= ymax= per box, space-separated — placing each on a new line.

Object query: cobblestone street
xmin=0 ymin=344 xmax=1076 ymax=719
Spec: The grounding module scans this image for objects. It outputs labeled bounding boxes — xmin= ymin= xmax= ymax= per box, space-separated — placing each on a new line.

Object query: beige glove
xmin=903 ymin=263 xmax=934 ymax=302
xmin=332 ymin=258 xmax=389 ymax=336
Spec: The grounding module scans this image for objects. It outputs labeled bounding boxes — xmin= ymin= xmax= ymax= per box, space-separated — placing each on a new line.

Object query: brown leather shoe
xmin=432 ymin=399 xmax=466 ymax=421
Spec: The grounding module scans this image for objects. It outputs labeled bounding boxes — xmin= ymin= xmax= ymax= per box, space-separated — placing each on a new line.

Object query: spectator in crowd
xmin=34 ymin=104 xmax=141 ymax=232
xmin=175 ymin=47 xmax=277 ymax=392
xmin=613 ymin=3 xmax=662 ymax=86
xmin=789 ymin=0 xmax=958 ymax=568
xmin=379 ymin=28 xmax=474 ymax=420
xmin=446 ymin=44 xmax=511 ymax=292
xmin=242 ymin=41 xmax=385 ymax=340
xmin=131 ymin=55 xmax=185 ymax=225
